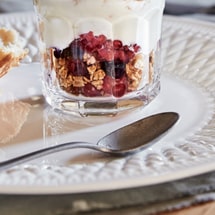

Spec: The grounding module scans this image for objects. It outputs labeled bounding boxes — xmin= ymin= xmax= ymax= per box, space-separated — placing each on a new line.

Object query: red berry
xmin=104 ymin=39 xmax=113 ymax=49
xmin=103 ymin=75 xmax=127 ymax=97
xmin=112 ymin=83 xmax=126 ymax=97
xmin=85 ymin=43 xmax=95 ymax=52
xmin=80 ymin=38 xmax=88 ymax=47
xmin=125 ymin=49 xmax=135 ymax=61
xmin=103 ymin=76 xmax=114 ymax=95
xmin=80 ymin=31 xmax=94 ymax=42
xmin=133 ymin=44 xmax=141 ymax=53
xmin=67 ymin=60 xmax=76 ymax=73
xmin=113 ymin=40 xmax=123 ymax=49
xmin=116 ymin=75 xmax=128 ymax=90
xmin=114 ymin=49 xmax=127 ymax=62
xmin=97 ymin=34 xmax=107 ymax=45
xmin=98 ymin=48 xmax=114 ymax=61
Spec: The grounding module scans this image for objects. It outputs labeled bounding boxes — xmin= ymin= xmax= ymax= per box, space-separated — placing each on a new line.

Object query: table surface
xmin=162 ymin=201 xmax=215 ymax=215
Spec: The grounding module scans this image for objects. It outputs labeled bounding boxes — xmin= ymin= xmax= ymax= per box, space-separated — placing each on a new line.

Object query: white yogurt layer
xmin=34 ymin=0 xmax=165 ymax=54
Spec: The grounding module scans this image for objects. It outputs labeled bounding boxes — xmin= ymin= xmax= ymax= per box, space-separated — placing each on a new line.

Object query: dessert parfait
xmin=34 ymin=0 xmax=165 ymax=116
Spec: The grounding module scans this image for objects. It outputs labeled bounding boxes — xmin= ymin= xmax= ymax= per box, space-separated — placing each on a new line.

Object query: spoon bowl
xmin=0 ymin=112 xmax=179 ymax=171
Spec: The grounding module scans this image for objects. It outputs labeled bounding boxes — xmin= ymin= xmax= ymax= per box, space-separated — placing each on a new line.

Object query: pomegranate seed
xmin=98 ymin=48 xmax=114 ymax=61
xmin=133 ymin=44 xmax=141 ymax=53
xmin=103 ymin=76 xmax=114 ymax=95
xmin=80 ymin=31 xmax=94 ymax=42
xmin=104 ymin=39 xmax=113 ymax=49
xmin=125 ymin=50 xmax=135 ymax=61
xmin=114 ymin=50 xmax=127 ymax=62
xmin=97 ymin=34 xmax=107 ymax=44
xmin=113 ymin=83 xmax=127 ymax=97
xmin=67 ymin=60 xmax=76 ymax=73
xmin=116 ymin=75 xmax=128 ymax=91
xmin=113 ymin=40 xmax=123 ymax=49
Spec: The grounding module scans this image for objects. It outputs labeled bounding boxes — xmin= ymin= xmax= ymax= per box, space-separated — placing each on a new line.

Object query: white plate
xmin=0 ymin=13 xmax=215 ymax=194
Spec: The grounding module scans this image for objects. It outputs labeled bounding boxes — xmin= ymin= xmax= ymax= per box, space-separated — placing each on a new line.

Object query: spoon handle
xmin=0 ymin=142 xmax=99 ymax=172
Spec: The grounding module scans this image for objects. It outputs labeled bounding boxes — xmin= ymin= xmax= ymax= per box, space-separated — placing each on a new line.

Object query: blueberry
xmin=101 ymin=61 xmax=114 ymax=76
xmin=114 ymin=60 xmax=126 ymax=79
xmin=53 ymin=48 xmax=62 ymax=59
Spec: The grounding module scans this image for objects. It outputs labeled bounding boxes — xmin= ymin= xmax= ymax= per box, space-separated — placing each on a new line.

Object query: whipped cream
xmin=34 ymin=0 xmax=165 ymax=54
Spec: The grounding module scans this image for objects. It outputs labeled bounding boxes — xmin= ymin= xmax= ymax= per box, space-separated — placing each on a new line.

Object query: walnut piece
xmin=126 ymin=53 xmax=144 ymax=91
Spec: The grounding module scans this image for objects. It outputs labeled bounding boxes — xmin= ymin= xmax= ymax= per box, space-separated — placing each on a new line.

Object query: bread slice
xmin=0 ymin=28 xmax=28 ymax=78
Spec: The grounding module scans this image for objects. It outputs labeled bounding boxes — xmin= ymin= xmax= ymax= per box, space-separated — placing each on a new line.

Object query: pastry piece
xmin=0 ymin=27 xmax=28 ymax=78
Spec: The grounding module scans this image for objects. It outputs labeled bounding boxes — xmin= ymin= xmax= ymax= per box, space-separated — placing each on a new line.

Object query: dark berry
xmin=82 ymin=83 xmax=102 ymax=97
xmin=101 ymin=61 xmax=114 ymax=76
xmin=53 ymin=48 xmax=62 ymax=58
xmin=114 ymin=60 xmax=126 ymax=79
xmin=67 ymin=60 xmax=76 ymax=73
xmin=61 ymin=47 xmax=72 ymax=58
xmin=70 ymin=86 xmax=82 ymax=96
xmin=67 ymin=60 xmax=88 ymax=76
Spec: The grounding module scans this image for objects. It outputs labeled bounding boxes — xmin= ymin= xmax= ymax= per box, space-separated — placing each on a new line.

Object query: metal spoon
xmin=0 ymin=112 xmax=179 ymax=171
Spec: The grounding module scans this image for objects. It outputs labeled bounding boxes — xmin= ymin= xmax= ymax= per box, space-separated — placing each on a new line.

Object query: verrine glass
xmin=33 ymin=0 xmax=165 ymax=116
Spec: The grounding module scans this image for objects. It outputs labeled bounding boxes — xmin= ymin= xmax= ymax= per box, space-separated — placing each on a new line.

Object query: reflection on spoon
xmin=0 ymin=112 xmax=179 ymax=171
